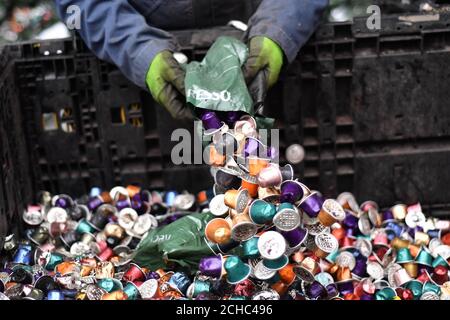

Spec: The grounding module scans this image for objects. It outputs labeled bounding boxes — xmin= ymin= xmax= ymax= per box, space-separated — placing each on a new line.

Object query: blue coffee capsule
xmin=47 ymin=290 xmax=65 ymax=300
xmin=168 ymin=272 xmax=191 ymax=295
xmin=61 ymin=289 xmax=78 ymax=298
xmin=427 ymin=229 xmax=440 ymax=239
xmin=90 ymin=187 xmax=102 ymax=198
xmin=385 ymin=221 xmax=404 ymax=237
xmin=404 ymin=280 xmax=423 ymax=299
xmin=415 ymin=246 xmax=433 ymax=266
xmin=12 ymin=245 xmax=33 ymax=265
xmin=164 ymin=191 xmax=178 ymax=206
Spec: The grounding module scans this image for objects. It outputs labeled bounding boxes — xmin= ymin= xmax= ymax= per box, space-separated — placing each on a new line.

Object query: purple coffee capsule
xmin=385 ymin=221 xmax=404 ymax=237
xmin=146 ymin=271 xmax=160 ymax=281
xmin=307 ymin=281 xmax=327 ymax=300
xmin=351 ymin=258 xmax=368 ymax=278
xmin=54 ymin=195 xmax=73 ymax=209
xmin=88 ymin=196 xmax=104 ymax=211
xmin=116 ymin=199 xmax=131 ymax=211
xmin=343 ymin=211 xmax=359 ymax=229
xmin=266 ymin=146 xmax=279 ymax=161
xmin=215 ymin=168 xmax=241 ymax=189
xmin=360 ymin=294 xmax=374 ymax=300
xmin=298 ymin=192 xmax=324 ymax=218
xmin=201 ymin=111 xmax=222 ymax=130
xmin=326 ymin=283 xmax=339 ymax=298
xmin=243 ymin=137 xmax=266 ymax=158
xmin=408 ymin=226 xmax=423 ymax=238
xmin=280 ymin=180 xmax=304 ymax=204
xmin=199 ymin=255 xmax=224 ymax=279
xmin=382 ymin=210 xmax=395 ymax=223
xmin=280 ymin=227 xmax=308 ymax=249
xmin=336 ymin=280 xmax=354 ymax=295
xmin=131 ymin=194 xmax=147 ymax=214
xmin=225 ymin=111 xmax=241 ymax=126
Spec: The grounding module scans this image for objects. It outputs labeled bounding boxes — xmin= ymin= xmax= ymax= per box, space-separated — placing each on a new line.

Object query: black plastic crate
xmin=0 ymin=27 xmax=244 ymax=205
xmin=275 ymin=14 xmax=450 ymax=216
xmin=0 ymin=53 xmax=33 ymax=245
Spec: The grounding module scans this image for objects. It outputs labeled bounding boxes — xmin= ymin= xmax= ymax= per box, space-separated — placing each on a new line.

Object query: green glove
xmin=242 ymin=36 xmax=284 ymax=105
xmin=146 ymin=51 xmax=193 ymax=120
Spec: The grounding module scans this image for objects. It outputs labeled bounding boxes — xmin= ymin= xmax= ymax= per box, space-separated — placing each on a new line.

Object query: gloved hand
xmin=146 ymin=51 xmax=193 ymax=120
xmin=242 ymin=36 xmax=284 ymax=107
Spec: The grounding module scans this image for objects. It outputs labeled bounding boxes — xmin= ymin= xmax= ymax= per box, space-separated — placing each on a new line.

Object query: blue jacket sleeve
xmin=55 ymin=0 xmax=178 ymax=89
xmin=247 ymin=0 xmax=329 ymax=63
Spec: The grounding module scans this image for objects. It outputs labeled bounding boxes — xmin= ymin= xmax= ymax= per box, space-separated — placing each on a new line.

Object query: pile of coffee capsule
xmin=0 ymin=186 xmax=207 ymax=300
xmin=0 ymin=110 xmax=449 ymax=300
xmin=191 ymin=110 xmax=450 ymax=300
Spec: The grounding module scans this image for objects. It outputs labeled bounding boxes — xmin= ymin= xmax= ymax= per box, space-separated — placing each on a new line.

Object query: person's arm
xmin=247 ymin=0 xmax=329 ymax=63
xmin=242 ymin=0 xmax=329 ymax=104
xmin=55 ymin=0 xmax=178 ymax=89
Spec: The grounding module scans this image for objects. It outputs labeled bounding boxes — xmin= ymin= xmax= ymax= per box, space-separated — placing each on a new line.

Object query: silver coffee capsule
xmin=23 ymin=206 xmax=44 ymax=226
xmin=173 ymin=194 xmax=196 ymax=211
xmin=335 ymin=251 xmax=356 ymax=270
xmin=86 ymin=284 xmax=107 ymax=300
xmin=209 ymin=194 xmax=229 ymax=217
xmin=252 ymin=260 xmax=277 ymax=280
xmin=252 ymin=289 xmax=280 ymax=300
xmin=139 ymin=279 xmax=158 ymax=299
xmin=257 ymin=231 xmax=287 ymax=260
xmin=366 ymin=261 xmax=384 ymax=280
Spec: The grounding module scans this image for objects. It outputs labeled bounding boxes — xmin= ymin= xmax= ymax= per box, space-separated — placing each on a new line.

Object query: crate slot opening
xmin=110 ymin=106 xmax=126 ymax=125
xmin=42 ymin=112 xmax=59 ymax=131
